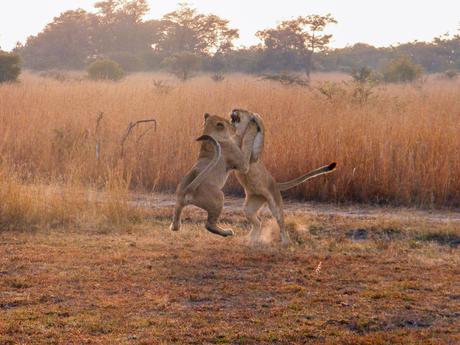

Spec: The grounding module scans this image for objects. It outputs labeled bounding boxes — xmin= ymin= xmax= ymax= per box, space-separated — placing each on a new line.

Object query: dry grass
xmin=1 ymin=71 xmax=459 ymax=344
xmin=0 ymin=207 xmax=459 ymax=344
xmin=0 ymin=164 xmax=144 ymax=233
xmin=0 ymin=72 xmax=459 ymax=207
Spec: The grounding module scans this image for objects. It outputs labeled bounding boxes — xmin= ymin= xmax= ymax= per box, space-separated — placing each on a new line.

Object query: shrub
xmin=87 ymin=59 xmax=125 ymax=81
xmin=0 ymin=51 xmax=21 ymax=83
xmin=261 ymin=73 xmax=309 ymax=87
xmin=442 ymin=69 xmax=459 ymax=80
xmin=316 ymin=81 xmax=346 ymax=100
xmin=351 ymin=66 xmax=382 ymax=84
xmin=211 ymin=72 xmax=225 ymax=82
xmin=349 ymin=67 xmax=381 ymax=104
xmin=152 ymin=79 xmax=175 ymax=94
xmin=382 ymin=56 xmax=423 ymax=83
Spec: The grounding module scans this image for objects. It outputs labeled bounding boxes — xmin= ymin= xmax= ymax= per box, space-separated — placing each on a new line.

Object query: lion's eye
xmin=216 ymin=122 xmax=224 ymax=129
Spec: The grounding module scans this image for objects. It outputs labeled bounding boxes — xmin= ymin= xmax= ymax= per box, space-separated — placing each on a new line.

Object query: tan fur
xmin=170 ymin=113 xmax=258 ymax=237
xmin=230 ymin=109 xmax=336 ymax=245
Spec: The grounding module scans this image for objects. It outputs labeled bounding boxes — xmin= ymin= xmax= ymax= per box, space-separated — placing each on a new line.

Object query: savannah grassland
xmin=0 ymin=73 xmax=459 ymax=344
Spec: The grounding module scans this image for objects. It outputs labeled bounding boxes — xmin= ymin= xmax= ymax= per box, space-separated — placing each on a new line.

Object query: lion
xmin=170 ymin=113 xmax=258 ymax=237
xmin=230 ymin=109 xmax=337 ymax=245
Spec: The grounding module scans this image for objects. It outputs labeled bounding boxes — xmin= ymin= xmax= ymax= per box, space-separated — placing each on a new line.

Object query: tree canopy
xmin=16 ymin=1 xmax=239 ymax=71
xmin=157 ymin=3 xmax=239 ymax=55
xmin=257 ymin=14 xmax=337 ymax=77
xmin=13 ymin=2 xmax=460 ymax=76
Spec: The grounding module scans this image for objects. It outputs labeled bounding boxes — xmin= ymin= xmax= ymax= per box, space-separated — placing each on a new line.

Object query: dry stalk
xmin=120 ymin=118 xmax=157 ymax=158
xmin=95 ymin=111 xmax=104 ymax=161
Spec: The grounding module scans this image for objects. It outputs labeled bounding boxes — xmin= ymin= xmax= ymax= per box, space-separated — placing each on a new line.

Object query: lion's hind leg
xmin=266 ymin=193 xmax=290 ymax=245
xmin=244 ymin=195 xmax=266 ymax=244
xmin=170 ymin=170 xmax=197 ymax=231
xmin=194 ymin=185 xmax=234 ymax=237
xmin=170 ymin=201 xmax=185 ymax=231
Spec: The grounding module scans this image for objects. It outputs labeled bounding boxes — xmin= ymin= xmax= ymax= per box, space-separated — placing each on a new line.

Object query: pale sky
xmin=1 ymin=0 xmax=459 ymax=51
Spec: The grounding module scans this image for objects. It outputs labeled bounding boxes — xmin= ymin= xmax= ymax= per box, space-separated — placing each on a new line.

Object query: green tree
xmin=107 ymin=51 xmax=145 ymax=71
xmin=19 ymin=10 xmax=97 ymax=69
xmin=87 ymin=59 xmax=125 ymax=81
xmin=16 ymin=1 xmax=158 ymax=70
xmin=257 ymin=14 xmax=337 ymax=78
xmin=93 ymin=0 xmax=157 ymax=54
xmin=157 ymin=3 xmax=239 ymax=56
xmin=95 ymin=0 xmax=149 ymax=23
xmin=0 ymin=51 xmax=21 ymax=83
xmin=162 ymin=52 xmax=200 ymax=81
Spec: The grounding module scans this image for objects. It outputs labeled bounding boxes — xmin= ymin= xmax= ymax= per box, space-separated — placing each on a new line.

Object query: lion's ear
xmin=204 ymin=113 xmax=210 ymax=121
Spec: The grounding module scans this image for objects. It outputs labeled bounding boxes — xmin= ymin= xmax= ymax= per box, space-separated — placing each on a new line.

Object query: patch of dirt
xmin=139 ymin=192 xmax=460 ymax=224
xmin=416 ymin=232 xmax=460 ymax=248
xmin=345 ymin=314 xmax=434 ymax=335
xmin=347 ymin=228 xmax=404 ymax=242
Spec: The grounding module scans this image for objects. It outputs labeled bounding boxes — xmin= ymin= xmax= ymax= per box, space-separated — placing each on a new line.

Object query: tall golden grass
xmin=0 ymin=72 xmax=459 ymax=208
xmin=0 ymin=163 xmax=143 ymax=231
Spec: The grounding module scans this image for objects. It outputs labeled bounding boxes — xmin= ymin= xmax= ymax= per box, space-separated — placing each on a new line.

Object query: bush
xmin=211 ymin=72 xmax=225 ymax=82
xmin=382 ymin=56 xmax=423 ymax=83
xmin=442 ymin=69 xmax=459 ymax=80
xmin=0 ymin=51 xmax=21 ymax=83
xmin=261 ymin=73 xmax=309 ymax=87
xmin=351 ymin=66 xmax=382 ymax=84
xmin=87 ymin=59 xmax=125 ymax=81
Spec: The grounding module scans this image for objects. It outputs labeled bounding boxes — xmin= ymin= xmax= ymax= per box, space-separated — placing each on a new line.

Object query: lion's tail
xmin=184 ymin=135 xmax=221 ymax=193
xmin=276 ymin=162 xmax=337 ymax=192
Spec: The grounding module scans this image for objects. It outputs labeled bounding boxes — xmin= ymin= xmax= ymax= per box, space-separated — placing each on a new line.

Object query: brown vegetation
xmin=0 ymin=71 xmax=459 ymax=342
xmin=1 ymin=73 xmax=459 ymax=207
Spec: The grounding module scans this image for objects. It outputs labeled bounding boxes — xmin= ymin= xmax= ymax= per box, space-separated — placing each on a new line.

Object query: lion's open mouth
xmin=231 ymin=110 xmax=240 ymax=123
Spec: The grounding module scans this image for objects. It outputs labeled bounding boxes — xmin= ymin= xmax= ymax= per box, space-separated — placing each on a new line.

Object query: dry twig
xmin=120 ymin=118 xmax=157 ymax=158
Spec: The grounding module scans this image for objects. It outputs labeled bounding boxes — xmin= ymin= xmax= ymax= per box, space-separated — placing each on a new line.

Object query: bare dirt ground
xmin=140 ymin=192 xmax=460 ymax=224
xmin=1 ymin=193 xmax=459 ymax=344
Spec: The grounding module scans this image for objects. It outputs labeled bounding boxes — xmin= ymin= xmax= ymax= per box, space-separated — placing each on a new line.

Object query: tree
xmin=19 ymin=9 xmax=97 ymax=69
xmin=0 ymin=51 xmax=21 ymax=83
xmin=107 ymin=51 xmax=145 ymax=71
xmin=162 ymin=52 xmax=200 ymax=81
xmin=257 ymin=14 xmax=337 ymax=78
xmin=95 ymin=0 xmax=149 ymax=23
xmin=157 ymin=3 xmax=239 ymax=56
xmin=16 ymin=1 xmax=158 ymax=70
xmin=318 ymin=43 xmax=385 ymax=72
xmin=93 ymin=0 xmax=156 ymax=54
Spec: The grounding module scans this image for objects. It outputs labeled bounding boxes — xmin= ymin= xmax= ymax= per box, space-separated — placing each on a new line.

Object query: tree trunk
xmin=305 ymin=50 xmax=313 ymax=79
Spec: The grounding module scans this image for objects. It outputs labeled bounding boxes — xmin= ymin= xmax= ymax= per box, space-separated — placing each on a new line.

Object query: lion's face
xmin=230 ymin=109 xmax=253 ymax=137
xmin=202 ymin=113 xmax=235 ymax=141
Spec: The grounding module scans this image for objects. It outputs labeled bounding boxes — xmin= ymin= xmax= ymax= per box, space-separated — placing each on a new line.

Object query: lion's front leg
xmin=249 ymin=114 xmax=265 ymax=163
xmin=231 ymin=121 xmax=258 ymax=173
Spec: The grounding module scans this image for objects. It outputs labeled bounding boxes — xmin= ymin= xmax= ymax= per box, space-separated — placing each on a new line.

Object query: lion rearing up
xmin=230 ymin=109 xmax=337 ymax=245
xmin=170 ymin=113 xmax=258 ymax=237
